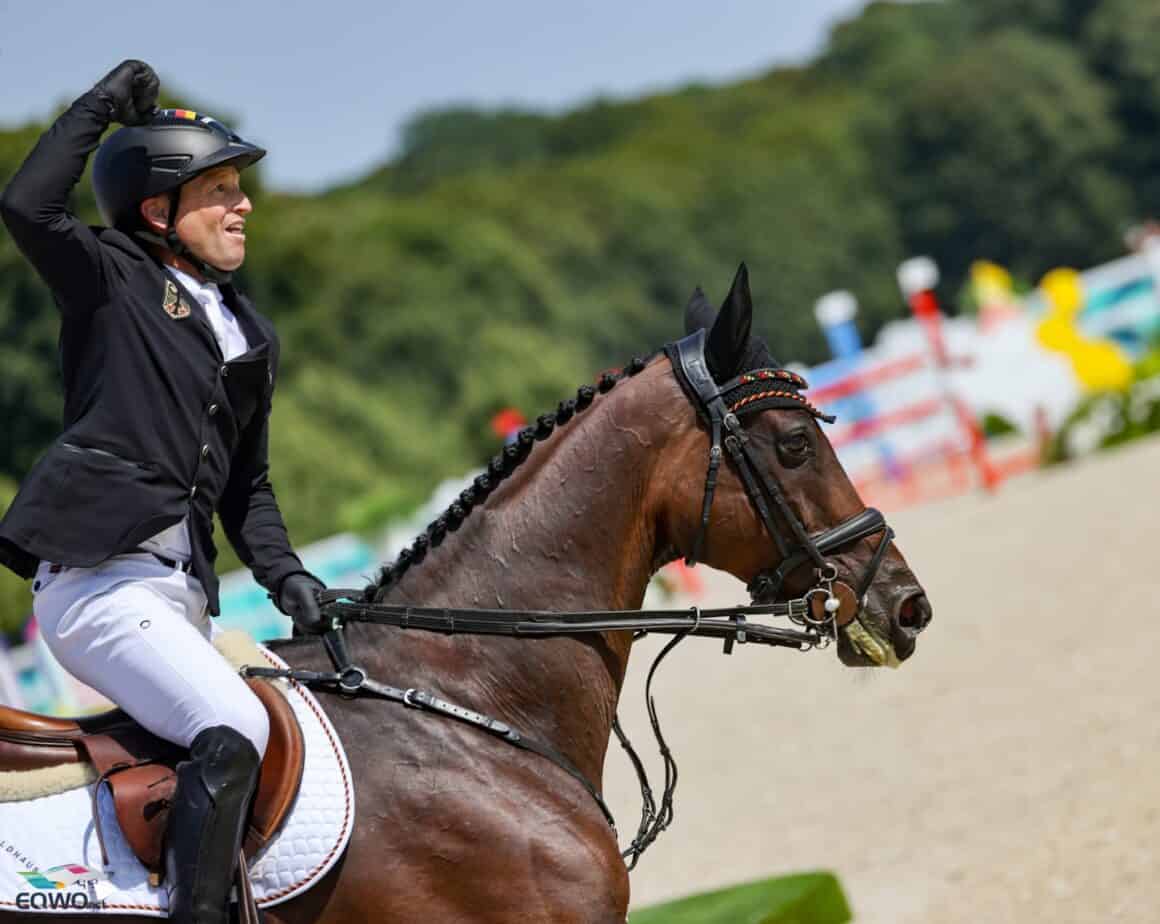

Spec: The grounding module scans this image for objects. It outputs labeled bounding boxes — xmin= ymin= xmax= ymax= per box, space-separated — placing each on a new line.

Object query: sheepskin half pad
xmin=0 ymin=637 xmax=353 ymax=915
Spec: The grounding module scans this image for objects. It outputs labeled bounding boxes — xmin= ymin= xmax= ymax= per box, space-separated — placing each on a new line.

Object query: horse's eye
xmin=781 ymin=432 xmax=809 ymax=454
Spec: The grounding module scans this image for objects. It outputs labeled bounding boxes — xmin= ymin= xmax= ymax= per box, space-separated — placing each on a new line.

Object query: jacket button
xmin=200 ymin=444 xmax=210 ymax=459
xmin=220 ymin=365 xmax=229 ymax=378
xmin=190 ymin=485 xmax=198 ymax=499
xmin=207 ymin=403 xmax=219 ymax=417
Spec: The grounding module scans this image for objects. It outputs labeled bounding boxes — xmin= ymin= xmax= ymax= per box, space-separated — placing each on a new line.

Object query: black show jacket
xmin=0 ymin=91 xmax=310 ymax=615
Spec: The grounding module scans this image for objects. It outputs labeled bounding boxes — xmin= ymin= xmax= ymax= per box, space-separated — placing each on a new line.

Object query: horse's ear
xmin=684 ymin=286 xmax=715 ymax=335
xmin=706 ymin=263 xmax=752 ymax=380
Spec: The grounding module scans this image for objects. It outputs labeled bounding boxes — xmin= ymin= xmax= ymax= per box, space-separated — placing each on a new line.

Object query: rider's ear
xmin=684 ymin=286 xmax=716 ymax=335
xmin=706 ymin=263 xmax=752 ymax=380
xmin=139 ymin=194 xmax=169 ymax=234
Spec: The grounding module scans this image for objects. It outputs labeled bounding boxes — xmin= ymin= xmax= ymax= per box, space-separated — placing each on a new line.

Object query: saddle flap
xmin=77 ymin=726 xmax=182 ymax=873
xmin=102 ymin=763 xmax=176 ymax=872
xmin=2 ymin=677 xmax=306 ymax=875
xmin=244 ymin=678 xmax=306 ymax=855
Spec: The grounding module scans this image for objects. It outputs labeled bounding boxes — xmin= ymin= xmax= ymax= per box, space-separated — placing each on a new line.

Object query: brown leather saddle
xmin=0 ymin=678 xmax=304 ymax=878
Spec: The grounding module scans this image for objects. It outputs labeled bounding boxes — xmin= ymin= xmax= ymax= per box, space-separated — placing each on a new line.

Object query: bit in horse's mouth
xmin=841 ymin=618 xmax=901 ymax=669
xmin=747 ymin=580 xmax=899 ymax=668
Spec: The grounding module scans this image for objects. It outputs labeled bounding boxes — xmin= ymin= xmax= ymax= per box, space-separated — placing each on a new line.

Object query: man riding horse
xmin=0 ymin=60 xmax=328 ymax=923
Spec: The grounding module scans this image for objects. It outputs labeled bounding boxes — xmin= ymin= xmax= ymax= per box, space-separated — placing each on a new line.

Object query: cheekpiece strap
xmin=672 ymin=331 xmax=731 ymax=566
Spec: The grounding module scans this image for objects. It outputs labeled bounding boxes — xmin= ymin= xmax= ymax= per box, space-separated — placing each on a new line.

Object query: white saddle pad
xmin=0 ymin=645 xmax=354 ymax=917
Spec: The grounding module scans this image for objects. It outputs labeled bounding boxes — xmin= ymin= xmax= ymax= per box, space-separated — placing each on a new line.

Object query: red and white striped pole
xmin=897 ymin=257 xmax=1001 ymax=492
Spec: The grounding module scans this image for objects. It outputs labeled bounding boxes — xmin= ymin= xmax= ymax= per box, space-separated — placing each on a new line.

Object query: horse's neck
xmin=370 ymin=366 xmax=672 ymax=778
xmin=391 ymin=365 xmax=674 ymax=608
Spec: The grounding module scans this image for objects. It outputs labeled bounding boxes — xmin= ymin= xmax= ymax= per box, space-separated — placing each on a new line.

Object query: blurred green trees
xmin=0 ymin=478 xmax=30 ymax=635
xmin=891 ymin=29 xmax=1129 ymax=292
xmin=3 ymin=0 xmax=1159 ymax=634
xmin=1084 ymin=0 xmax=1160 ymax=214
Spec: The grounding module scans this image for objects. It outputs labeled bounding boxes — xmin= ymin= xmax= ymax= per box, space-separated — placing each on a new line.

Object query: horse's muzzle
xmin=890 ymin=592 xmax=932 ymax=661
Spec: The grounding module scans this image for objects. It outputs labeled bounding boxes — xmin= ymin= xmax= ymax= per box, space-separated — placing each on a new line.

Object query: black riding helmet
xmin=92 ymin=109 xmax=265 ymax=282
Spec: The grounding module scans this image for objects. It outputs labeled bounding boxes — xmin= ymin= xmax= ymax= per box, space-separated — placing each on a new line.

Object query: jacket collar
xmin=154 ymin=259 xmax=269 ymax=358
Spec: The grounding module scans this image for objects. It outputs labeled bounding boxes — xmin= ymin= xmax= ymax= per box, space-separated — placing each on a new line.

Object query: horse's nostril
xmin=897 ymin=593 xmax=932 ymax=632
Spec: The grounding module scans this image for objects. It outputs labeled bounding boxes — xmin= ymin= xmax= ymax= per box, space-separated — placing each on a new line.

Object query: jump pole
xmin=813 ymin=290 xmax=905 ymax=482
xmin=896 ymin=257 xmax=1001 ymax=492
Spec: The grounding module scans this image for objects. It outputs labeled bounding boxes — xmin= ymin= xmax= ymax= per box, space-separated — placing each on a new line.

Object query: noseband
xmin=667 ymin=330 xmax=895 ymax=636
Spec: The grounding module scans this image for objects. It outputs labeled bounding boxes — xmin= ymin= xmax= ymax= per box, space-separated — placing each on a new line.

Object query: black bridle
xmin=668 ymin=329 xmax=896 ymax=623
xmin=245 ymin=332 xmax=899 ymax=868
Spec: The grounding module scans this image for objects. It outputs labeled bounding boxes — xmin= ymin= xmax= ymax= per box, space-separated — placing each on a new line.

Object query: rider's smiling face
xmin=140 ymin=165 xmax=252 ymax=273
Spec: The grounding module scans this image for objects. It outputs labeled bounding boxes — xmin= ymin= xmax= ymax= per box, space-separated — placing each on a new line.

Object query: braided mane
xmin=367 ymin=353 xmax=654 ymax=600
xmin=365 ymin=343 xmax=829 ymax=601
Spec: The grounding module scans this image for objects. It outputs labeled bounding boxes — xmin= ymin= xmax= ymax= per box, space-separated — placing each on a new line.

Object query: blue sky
xmin=1 ymin=1 xmax=868 ymax=191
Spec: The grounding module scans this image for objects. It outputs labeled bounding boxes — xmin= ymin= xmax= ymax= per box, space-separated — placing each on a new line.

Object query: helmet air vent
xmin=150 ymin=154 xmax=193 ymax=175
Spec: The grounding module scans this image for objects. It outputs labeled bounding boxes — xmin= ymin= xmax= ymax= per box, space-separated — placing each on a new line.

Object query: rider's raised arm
xmin=0 ymin=92 xmax=120 ymax=315
xmin=0 ymin=61 xmax=158 ymax=316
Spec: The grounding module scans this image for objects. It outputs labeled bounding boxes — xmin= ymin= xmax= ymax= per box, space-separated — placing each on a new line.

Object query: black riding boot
xmin=164 ymin=725 xmax=261 ymax=924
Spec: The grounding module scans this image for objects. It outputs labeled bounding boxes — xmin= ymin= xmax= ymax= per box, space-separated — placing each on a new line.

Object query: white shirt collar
xmin=163 ymin=264 xmax=250 ymax=361
xmin=166 ymin=264 xmax=221 ymax=303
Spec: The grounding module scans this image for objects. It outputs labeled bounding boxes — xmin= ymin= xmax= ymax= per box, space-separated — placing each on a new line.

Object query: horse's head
xmin=655 ymin=265 xmax=932 ymax=667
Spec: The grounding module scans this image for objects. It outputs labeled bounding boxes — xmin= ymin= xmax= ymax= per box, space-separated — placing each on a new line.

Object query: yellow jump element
xmin=970 ymin=260 xmax=1024 ymax=332
xmin=1036 ymin=267 xmax=1133 ymax=392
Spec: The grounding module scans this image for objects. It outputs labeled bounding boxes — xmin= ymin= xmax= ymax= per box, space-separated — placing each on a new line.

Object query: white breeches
xmin=32 ymin=555 xmax=269 ymax=758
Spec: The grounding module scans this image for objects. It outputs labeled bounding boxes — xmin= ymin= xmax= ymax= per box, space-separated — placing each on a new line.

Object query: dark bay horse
xmin=15 ymin=267 xmax=931 ymax=922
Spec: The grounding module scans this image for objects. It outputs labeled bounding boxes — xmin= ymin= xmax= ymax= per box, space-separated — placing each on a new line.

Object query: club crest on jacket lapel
xmin=162 ymin=279 xmax=192 ymax=320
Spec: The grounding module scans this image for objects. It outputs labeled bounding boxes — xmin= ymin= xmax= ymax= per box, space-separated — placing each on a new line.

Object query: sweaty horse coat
xmin=0 ymin=90 xmax=308 ymax=613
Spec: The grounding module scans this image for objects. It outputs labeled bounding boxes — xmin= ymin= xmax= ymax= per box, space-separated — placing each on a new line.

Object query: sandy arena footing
xmin=607 ymin=434 xmax=1160 ymax=923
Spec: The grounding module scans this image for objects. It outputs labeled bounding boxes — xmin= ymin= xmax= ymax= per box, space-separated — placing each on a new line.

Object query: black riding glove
xmin=92 ymin=60 xmax=159 ymax=125
xmin=278 ymin=574 xmax=328 ymax=635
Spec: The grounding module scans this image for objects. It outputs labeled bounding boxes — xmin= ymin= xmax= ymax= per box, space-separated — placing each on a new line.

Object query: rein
xmin=244 ymin=583 xmax=845 ymax=867
xmin=246 ymin=331 xmax=898 ymax=869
